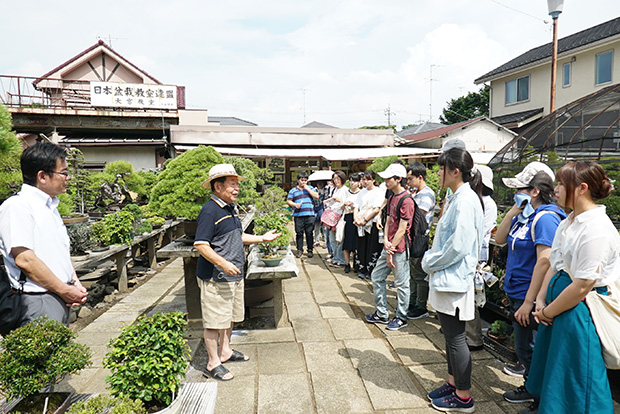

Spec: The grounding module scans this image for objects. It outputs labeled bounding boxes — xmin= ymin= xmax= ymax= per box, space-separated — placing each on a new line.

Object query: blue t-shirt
xmin=287 ymin=185 xmax=317 ymax=217
xmin=504 ymin=204 xmax=566 ymax=299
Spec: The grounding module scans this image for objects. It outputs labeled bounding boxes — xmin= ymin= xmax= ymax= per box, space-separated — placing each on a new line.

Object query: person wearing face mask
xmin=494 ymin=162 xmax=566 ymax=408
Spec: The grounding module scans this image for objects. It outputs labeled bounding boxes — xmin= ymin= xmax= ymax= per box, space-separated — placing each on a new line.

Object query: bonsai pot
xmin=183 ymin=220 xmax=198 ymax=240
xmin=62 ymin=214 xmax=88 ymax=225
xmin=245 ymin=280 xmax=274 ymax=306
xmin=7 ymin=392 xmax=73 ymax=414
xmin=260 ymin=256 xmax=283 ymax=267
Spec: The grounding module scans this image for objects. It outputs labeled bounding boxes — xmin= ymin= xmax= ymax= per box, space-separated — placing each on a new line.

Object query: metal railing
xmin=0 ymin=75 xmax=94 ymax=109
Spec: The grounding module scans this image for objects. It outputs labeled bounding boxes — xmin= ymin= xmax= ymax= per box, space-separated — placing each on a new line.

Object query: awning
xmin=173 ymin=145 xmax=440 ymax=161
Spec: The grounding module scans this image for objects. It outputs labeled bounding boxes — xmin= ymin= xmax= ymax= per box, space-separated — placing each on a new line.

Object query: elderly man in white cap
xmin=194 ymin=163 xmax=280 ymax=381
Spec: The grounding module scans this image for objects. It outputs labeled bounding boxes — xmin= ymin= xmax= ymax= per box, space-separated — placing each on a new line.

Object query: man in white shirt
xmin=0 ymin=142 xmax=88 ymax=327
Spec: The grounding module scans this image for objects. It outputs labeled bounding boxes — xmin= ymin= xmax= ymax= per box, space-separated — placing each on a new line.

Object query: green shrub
xmin=91 ymin=210 xmax=135 ymax=246
xmin=68 ymin=394 xmax=146 ymax=414
xmin=135 ymin=220 xmax=153 ymax=234
xmin=149 ymin=145 xmax=225 ymax=220
xmin=57 ymin=193 xmax=75 ymax=217
xmin=104 ymin=312 xmax=190 ymax=408
xmin=256 ymin=186 xmax=288 ymax=215
xmin=254 ymin=212 xmax=292 ymax=254
xmin=0 ymin=103 xmax=22 ymax=204
xmin=0 ymin=317 xmax=92 ymax=400
xmin=122 ymin=203 xmax=143 ymax=222
xmin=146 ymin=216 xmax=165 ymax=228
xmin=227 ymin=156 xmax=273 ymax=208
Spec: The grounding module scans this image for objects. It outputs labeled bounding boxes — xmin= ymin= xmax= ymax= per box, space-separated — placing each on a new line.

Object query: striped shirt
xmin=287 ymin=185 xmax=317 ymax=217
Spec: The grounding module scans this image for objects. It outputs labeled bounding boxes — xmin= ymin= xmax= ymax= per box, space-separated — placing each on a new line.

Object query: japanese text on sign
xmin=90 ymin=81 xmax=177 ymax=109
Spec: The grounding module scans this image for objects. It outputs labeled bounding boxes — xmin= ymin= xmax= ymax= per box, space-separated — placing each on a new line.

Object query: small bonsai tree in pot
xmin=0 ymin=317 xmax=92 ymax=412
xmin=488 ymin=320 xmax=509 ymax=343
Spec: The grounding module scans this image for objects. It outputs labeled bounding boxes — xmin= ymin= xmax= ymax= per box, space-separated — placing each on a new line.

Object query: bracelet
xmin=541 ymin=306 xmax=553 ymax=319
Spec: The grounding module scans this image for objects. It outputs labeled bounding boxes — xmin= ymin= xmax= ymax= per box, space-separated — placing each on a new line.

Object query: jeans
xmin=294 ymin=215 xmax=314 ymax=253
xmin=371 ymin=249 xmax=410 ymax=321
xmin=408 ymin=256 xmax=429 ymax=311
xmin=324 ymin=226 xmax=333 ymax=254
xmin=438 ymin=309 xmax=472 ymax=390
xmin=328 ymin=230 xmax=345 ymax=265
xmin=508 ymin=296 xmax=537 ymax=378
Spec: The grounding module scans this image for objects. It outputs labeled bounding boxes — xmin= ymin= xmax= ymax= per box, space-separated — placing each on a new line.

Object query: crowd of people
xmin=2 ymin=140 xmax=618 ymax=413
xmin=286 ymin=139 xmax=619 ymax=414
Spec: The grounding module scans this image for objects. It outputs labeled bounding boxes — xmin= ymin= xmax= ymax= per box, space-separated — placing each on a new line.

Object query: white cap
xmin=201 ymin=163 xmax=246 ymax=189
xmin=441 ymin=138 xmax=466 ymax=152
xmin=378 ymin=164 xmax=407 ymax=179
xmin=477 ymin=165 xmax=494 ymax=190
xmin=502 ymin=161 xmax=554 ymax=189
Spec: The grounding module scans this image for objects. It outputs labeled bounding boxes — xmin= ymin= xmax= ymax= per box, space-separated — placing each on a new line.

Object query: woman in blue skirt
xmin=526 ymin=161 xmax=620 ymax=414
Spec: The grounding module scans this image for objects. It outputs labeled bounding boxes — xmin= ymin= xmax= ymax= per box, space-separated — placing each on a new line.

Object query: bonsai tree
xmin=66 ymin=148 xmax=93 ymax=214
xmin=68 ymin=394 xmax=146 ymax=414
xmin=227 ymin=156 xmax=273 ymax=209
xmin=67 ymin=222 xmax=94 ymax=255
xmin=0 ymin=103 xmax=22 ymax=203
xmin=489 ymin=320 xmax=508 ymax=341
xmin=254 ymin=212 xmax=291 ymax=257
xmin=0 ymin=317 xmax=92 ymax=401
xmin=149 ymin=145 xmax=225 ymax=220
xmin=91 ymin=210 xmax=135 ymax=246
xmin=104 ymin=312 xmax=191 ymax=410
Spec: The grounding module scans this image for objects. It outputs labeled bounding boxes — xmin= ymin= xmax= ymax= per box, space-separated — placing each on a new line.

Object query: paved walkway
xmin=55 ymin=248 xmax=619 ymax=413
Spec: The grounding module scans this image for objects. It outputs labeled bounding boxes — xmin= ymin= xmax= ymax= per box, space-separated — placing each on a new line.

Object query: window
xmin=563 ymin=62 xmax=571 ymax=87
xmin=506 ymin=76 xmax=529 ymax=104
xmin=595 ymin=50 xmax=613 ymax=85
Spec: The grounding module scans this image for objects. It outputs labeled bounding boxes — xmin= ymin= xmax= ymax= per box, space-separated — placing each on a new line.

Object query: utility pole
xmin=384 ymin=104 xmax=395 ymax=126
xmin=300 ymin=88 xmax=308 ymax=125
xmin=428 ymin=64 xmax=444 ymax=122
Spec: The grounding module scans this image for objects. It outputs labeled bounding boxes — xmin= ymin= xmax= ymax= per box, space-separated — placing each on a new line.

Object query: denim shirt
xmin=422 ymin=182 xmax=484 ymax=293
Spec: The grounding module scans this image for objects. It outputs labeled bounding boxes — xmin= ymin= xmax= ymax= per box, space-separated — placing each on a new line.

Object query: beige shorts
xmin=197 ymin=277 xmax=245 ymax=330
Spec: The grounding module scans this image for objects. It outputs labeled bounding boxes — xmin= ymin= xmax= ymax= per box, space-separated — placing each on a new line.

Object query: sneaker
xmin=307 ymin=251 xmax=314 ymax=258
xmin=428 ymin=382 xmax=456 ymax=401
xmin=344 ymin=264 xmax=351 ymax=273
xmin=504 ymin=385 xmax=535 ymax=403
xmin=503 ymin=362 xmax=526 ymax=377
xmin=358 ymin=273 xmax=366 ymax=279
xmin=386 ymin=317 xmax=408 ymax=330
xmin=407 ymin=308 xmax=429 ymax=320
xmin=518 ymin=402 xmax=538 ymax=414
xmin=365 ymin=312 xmax=389 ymax=324
xmin=431 ymin=392 xmax=474 ymax=413
xmin=295 ymin=250 xmax=303 ymax=258
xmin=325 ymin=254 xmax=333 ymax=260
xmin=330 ymin=262 xmax=343 ymax=267
xmin=388 ymin=281 xmax=395 ymax=289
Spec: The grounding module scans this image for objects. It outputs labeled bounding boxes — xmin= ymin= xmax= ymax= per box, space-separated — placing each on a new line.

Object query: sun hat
xmin=201 ymin=163 xmax=245 ymax=189
xmin=378 ymin=163 xmax=407 ymax=179
xmin=440 ymin=138 xmax=466 ymax=152
xmin=502 ymin=161 xmax=555 ymax=189
xmin=477 ymin=165 xmax=494 ymax=190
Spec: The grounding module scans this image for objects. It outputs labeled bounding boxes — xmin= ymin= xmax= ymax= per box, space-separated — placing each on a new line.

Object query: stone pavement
xmin=54 ymin=249 xmax=619 ymax=413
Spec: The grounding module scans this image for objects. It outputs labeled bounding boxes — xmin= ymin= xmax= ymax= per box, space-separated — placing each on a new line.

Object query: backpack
xmin=0 ymin=265 xmax=24 ymax=336
xmin=389 ymin=194 xmax=429 ymax=258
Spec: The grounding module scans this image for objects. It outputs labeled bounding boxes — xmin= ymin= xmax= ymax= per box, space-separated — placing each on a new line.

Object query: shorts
xmin=197 ymin=278 xmax=245 ymax=330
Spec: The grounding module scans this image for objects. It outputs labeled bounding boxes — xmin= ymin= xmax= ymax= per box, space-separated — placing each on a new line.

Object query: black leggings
xmin=437 ymin=308 xmax=472 ymax=390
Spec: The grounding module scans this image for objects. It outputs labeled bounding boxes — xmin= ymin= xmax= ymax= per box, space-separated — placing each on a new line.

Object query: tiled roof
xmin=34 ymin=40 xmax=162 ymax=85
xmin=475 ymin=16 xmax=620 ymax=83
xmin=491 ymin=108 xmax=544 ymax=126
xmin=208 ymin=116 xmax=257 ymax=126
xmin=396 ymin=122 xmax=444 ymax=137
xmin=302 ymin=121 xmax=338 ymax=128
xmin=398 ymin=118 xmax=480 ymax=144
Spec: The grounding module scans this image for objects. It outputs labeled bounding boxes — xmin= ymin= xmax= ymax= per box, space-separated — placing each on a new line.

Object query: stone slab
xmin=327 ymin=318 xmax=374 ymax=340
xmin=343 ymin=338 xmax=397 ymax=370
xmin=257 ymin=342 xmax=305 ymax=375
xmin=303 ymin=341 xmax=355 ymax=373
xmin=386 ymin=334 xmax=447 ymax=366
xmin=311 ymin=369 xmax=374 ymax=414
xmin=318 ymin=302 xmax=357 ymax=319
xmin=213 ymin=372 xmax=254 ymax=414
xmin=230 ymin=327 xmax=295 ymax=344
xmin=359 ymin=363 xmax=427 ymax=410
xmin=258 ymin=373 xmax=312 ymax=414
xmin=292 ymin=319 xmax=335 ymax=342
xmin=286 ymin=293 xmax=323 ymax=320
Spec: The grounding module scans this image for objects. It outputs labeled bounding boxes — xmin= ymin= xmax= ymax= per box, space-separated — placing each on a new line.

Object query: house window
xmin=505 ymin=76 xmax=530 ymax=104
xmin=595 ymin=50 xmax=613 ymax=85
xmin=563 ymin=62 xmax=571 ymax=87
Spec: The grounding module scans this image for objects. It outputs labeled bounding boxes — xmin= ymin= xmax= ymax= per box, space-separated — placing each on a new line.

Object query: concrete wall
xmin=488 ymin=38 xmax=620 ymax=118
xmin=413 ymin=121 xmax=515 ymax=152
xmin=79 ymin=146 xmax=158 ymax=171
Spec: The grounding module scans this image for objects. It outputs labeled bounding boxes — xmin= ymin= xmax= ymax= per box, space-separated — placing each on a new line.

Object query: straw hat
xmin=201 ymin=163 xmax=245 ymax=189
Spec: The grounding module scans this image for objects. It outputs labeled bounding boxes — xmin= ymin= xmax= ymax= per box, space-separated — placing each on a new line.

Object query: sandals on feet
xmin=204 ymin=364 xmax=233 ymax=381
xmin=224 ymin=349 xmax=250 ymax=363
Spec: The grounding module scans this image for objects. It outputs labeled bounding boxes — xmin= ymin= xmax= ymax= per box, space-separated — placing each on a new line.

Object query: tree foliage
xmin=0 ymin=103 xmax=22 ymax=203
xmin=439 ymin=85 xmax=490 ymax=125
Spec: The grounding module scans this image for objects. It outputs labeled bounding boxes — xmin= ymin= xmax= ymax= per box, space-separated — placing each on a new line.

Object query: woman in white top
xmin=324 ymin=170 xmax=349 ymax=267
xmin=526 ymin=161 xmax=619 ymax=414
xmin=354 ymin=170 xmax=386 ymax=279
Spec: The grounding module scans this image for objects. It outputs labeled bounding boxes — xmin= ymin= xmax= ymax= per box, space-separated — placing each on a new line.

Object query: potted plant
xmin=91 ymin=210 xmax=135 ymax=247
xmin=253 ymin=212 xmax=291 ymax=266
xmin=68 ymin=395 xmax=146 ymax=414
xmin=0 ymin=317 xmax=92 ymax=413
xmin=103 ymin=312 xmax=191 ymax=412
xmin=488 ymin=320 xmax=508 ymax=343
xmin=67 ymin=222 xmax=94 ymax=260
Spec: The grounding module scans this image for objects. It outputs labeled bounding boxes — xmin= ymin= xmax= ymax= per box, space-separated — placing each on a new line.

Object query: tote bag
xmin=585 ymin=279 xmax=620 ymax=369
xmin=320 ymin=208 xmax=342 ymax=230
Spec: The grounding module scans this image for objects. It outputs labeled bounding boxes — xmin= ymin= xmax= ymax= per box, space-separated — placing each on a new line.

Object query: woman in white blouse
xmin=526 ymin=161 xmax=619 ymax=414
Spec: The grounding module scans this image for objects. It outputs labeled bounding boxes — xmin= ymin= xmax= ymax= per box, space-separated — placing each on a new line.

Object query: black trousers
xmin=294 ymin=215 xmax=315 ymax=253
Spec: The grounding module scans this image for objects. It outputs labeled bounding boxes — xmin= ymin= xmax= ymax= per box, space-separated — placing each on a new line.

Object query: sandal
xmin=203 ymin=364 xmax=233 ymax=381
xmin=224 ymin=349 xmax=249 ymax=363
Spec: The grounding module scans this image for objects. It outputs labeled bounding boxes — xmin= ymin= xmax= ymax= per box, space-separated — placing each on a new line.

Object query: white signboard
xmin=90 ymin=81 xmax=177 ymax=109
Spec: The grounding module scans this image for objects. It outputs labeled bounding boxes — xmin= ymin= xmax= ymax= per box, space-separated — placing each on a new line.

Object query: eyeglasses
xmin=48 ymin=170 xmax=71 ymax=178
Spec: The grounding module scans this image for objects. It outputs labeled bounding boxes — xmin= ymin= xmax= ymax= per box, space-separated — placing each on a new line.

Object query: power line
xmin=490 ymin=0 xmax=549 ymax=24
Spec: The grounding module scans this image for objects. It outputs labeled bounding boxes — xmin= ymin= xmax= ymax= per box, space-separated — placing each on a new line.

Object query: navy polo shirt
xmin=194 ymin=195 xmax=245 ymax=282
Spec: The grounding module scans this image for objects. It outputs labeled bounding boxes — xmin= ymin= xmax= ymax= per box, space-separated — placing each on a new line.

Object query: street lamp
xmin=548 ymin=0 xmax=564 ymax=113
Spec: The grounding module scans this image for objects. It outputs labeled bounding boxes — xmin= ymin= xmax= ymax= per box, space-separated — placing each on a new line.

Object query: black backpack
xmin=0 ymin=264 xmax=24 ymax=336
xmin=389 ymin=194 xmax=429 ymax=258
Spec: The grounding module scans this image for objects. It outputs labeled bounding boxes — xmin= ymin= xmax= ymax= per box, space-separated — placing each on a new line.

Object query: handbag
xmin=335 ymin=216 xmax=346 ymax=243
xmin=320 ymin=208 xmax=342 ymax=230
xmin=585 ymin=279 xmax=620 ymax=369
xmin=0 ymin=265 xmax=24 ymax=336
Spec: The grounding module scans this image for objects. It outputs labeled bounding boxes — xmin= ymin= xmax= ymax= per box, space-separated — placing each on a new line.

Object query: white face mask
xmin=514 ymin=192 xmax=535 ymax=223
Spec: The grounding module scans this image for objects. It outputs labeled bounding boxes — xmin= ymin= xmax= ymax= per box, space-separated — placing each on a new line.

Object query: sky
xmin=1 ymin=1 xmax=619 ymax=129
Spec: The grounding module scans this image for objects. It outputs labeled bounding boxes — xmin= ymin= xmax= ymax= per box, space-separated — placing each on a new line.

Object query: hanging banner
xmin=90 ymin=81 xmax=177 ymax=109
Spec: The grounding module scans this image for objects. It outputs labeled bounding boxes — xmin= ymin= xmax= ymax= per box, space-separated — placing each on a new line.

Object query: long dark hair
xmin=556 ymin=161 xmax=613 ymax=207
xmin=437 ymin=148 xmax=484 ymax=210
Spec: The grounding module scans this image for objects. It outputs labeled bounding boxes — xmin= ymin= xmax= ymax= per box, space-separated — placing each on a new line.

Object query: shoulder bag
xmin=585 ymin=279 xmax=620 ymax=369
